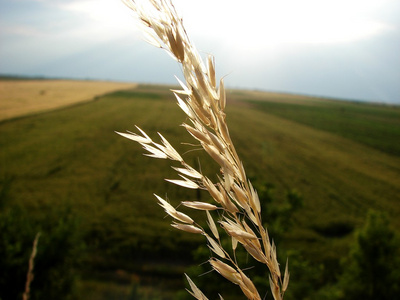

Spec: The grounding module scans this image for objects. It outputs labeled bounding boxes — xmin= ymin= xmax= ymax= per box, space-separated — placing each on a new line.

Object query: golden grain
xmin=171 ymin=223 xmax=204 ymax=234
xmin=181 ymin=201 xmax=218 ymax=211
xmin=206 ymin=210 xmax=219 ymax=239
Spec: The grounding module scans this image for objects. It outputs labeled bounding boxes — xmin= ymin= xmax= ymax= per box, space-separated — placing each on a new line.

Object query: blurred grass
xmin=1 ymin=83 xmax=399 ymax=299
xmin=239 ymin=94 xmax=400 ymax=156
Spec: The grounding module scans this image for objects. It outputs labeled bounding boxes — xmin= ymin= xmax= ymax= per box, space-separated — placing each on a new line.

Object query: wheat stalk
xmin=22 ymin=232 xmax=41 ymax=300
xmin=118 ymin=0 xmax=288 ymax=299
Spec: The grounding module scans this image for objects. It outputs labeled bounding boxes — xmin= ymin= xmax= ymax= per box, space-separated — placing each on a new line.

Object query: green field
xmin=1 ymin=84 xmax=399 ymax=299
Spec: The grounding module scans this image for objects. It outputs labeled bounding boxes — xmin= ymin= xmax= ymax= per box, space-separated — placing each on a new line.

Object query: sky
xmin=0 ymin=0 xmax=399 ymax=104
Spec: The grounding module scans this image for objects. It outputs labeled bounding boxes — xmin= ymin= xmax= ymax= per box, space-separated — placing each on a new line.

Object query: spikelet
xmin=158 ymin=132 xmax=183 ymax=161
xmin=206 ymin=210 xmax=219 ymax=239
xmin=172 ymin=166 xmax=203 ymax=179
xmin=171 ymin=223 xmax=204 ymax=234
xmin=219 ymin=220 xmax=257 ymax=240
xmin=166 ymin=175 xmax=199 ymax=189
xmin=209 ymin=258 xmax=241 ymax=285
xmin=283 ymin=258 xmax=290 ymax=293
xmin=185 ymin=274 xmax=209 ymax=300
xmin=238 ymin=269 xmax=261 ymax=300
xmin=155 ymin=194 xmax=194 ymax=224
xmin=205 ymin=234 xmax=225 ymax=258
xmin=182 ymin=201 xmax=218 ymax=211
xmin=207 ymin=55 xmax=216 ymax=88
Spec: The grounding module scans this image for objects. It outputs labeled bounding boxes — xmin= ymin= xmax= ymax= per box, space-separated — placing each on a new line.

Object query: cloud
xmin=174 ymin=0 xmax=394 ymax=47
xmin=41 ymin=0 xmax=139 ymax=40
xmin=0 ymin=0 xmax=398 ymax=103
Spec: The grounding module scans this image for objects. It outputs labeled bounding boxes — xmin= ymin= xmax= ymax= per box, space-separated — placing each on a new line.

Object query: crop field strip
xmin=0 ymin=79 xmax=137 ymax=121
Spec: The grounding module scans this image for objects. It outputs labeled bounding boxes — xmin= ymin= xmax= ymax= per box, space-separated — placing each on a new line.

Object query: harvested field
xmin=0 ymin=79 xmax=137 ymax=121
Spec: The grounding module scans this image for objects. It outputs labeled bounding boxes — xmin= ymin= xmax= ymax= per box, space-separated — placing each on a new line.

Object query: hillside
xmin=0 ymin=83 xmax=399 ymax=299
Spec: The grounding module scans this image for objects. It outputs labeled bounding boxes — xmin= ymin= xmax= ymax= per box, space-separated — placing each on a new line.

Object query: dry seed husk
xmin=238 ymin=269 xmax=261 ymax=299
xmin=158 ymin=132 xmax=183 ymax=161
xmin=218 ymin=185 xmax=239 ymax=213
xmin=242 ymin=221 xmax=261 ymax=248
xmin=269 ymin=275 xmax=282 ymax=300
xmin=203 ymin=177 xmax=223 ymax=204
xmin=242 ymin=243 xmax=269 ymax=264
xmin=206 ymin=210 xmax=219 ymax=239
xmin=155 ymin=194 xmax=194 ymax=224
xmin=171 ymin=223 xmax=203 ymax=234
xmin=218 ymin=78 xmax=226 ymax=110
xmin=166 ymin=175 xmax=199 ymax=189
xmin=207 ymin=55 xmax=216 ymax=88
xmin=142 ymin=144 xmax=168 ymax=159
xmin=209 ymin=258 xmax=241 ymax=285
xmin=283 ymin=258 xmax=290 ymax=293
xmin=249 ymin=181 xmax=261 ymax=213
xmin=208 ymin=131 xmax=226 ymax=153
xmin=115 ymin=131 xmax=150 ymax=144
xmin=203 ymin=144 xmax=228 ymax=169
xmin=219 ymin=221 xmax=257 ymax=240
xmin=205 ymin=234 xmax=225 ymax=258
xmin=185 ymin=274 xmax=209 ymax=300
xmin=182 ymin=201 xmax=218 ymax=211
xmin=183 ymin=123 xmax=210 ymax=144
xmin=172 ymin=166 xmax=203 ymax=179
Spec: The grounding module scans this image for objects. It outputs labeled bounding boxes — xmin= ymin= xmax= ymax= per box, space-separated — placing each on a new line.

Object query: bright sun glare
xmin=175 ymin=0 xmax=388 ymax=47
xmin=63 ymin=0 xmax=390 ymax=50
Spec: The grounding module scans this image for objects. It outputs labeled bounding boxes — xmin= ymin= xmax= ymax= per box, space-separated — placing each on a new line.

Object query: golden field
xmin=0 ymin=79 xmax=137 ymax=121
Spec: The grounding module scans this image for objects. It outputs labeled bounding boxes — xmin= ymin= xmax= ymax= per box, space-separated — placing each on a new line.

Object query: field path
xmin=0 ymin=79 xmax=137 ymax=121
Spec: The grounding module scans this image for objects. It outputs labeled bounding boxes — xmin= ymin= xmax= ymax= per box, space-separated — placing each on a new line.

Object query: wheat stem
xmin=22 ymin=232 xmax=41 ymax=300
xmin=119 ymin=0 xmax=288 ymax=298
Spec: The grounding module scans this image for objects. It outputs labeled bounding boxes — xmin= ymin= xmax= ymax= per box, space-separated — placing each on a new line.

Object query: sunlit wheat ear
xmin=120 ymin=0 xmax=288 ymax=299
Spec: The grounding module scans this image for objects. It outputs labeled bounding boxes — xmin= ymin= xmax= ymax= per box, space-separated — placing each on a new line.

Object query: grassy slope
xmin=0 ymin=85 xmax=206 ymax=298
xmin=0 ymin=85 xmax=203 ymax=252
xmin=1 ymin=84 xmax=399 ymax=298
xmin=227 ymin=90 xmax=400 ymax=221
xmin=239 ymin=92 xmax=400 ymax=156
xmin=225 ymin=92 xmax=400 ymax=260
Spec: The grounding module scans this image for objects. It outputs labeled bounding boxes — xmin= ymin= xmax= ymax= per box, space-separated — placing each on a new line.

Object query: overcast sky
xmin=1 ymin=0 xmax=399 ymax=103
